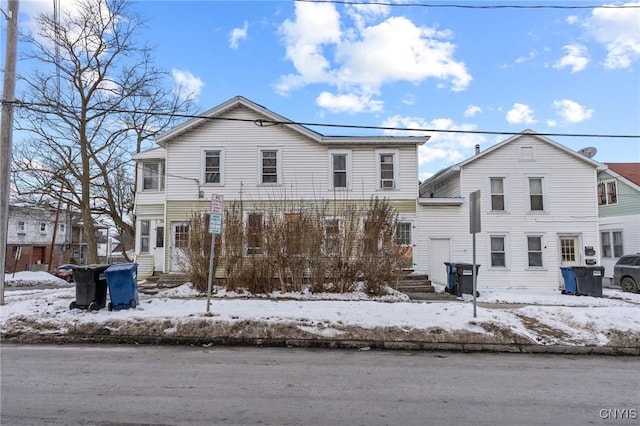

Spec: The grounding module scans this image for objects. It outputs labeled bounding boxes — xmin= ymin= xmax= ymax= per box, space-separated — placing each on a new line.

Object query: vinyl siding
xmin=599 ymin=214 xmax=640 ymax=278
xmin=597 ymin=171 xmax=640 ymax=218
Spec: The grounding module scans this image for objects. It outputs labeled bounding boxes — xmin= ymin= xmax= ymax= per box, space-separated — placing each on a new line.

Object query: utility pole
xmin=0 ymin=0 xmax=20 ymax=305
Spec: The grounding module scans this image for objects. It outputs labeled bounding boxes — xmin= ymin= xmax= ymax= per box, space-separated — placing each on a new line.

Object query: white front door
xmin=154 ymin=223 xmax=165 ymax=272
xmin=559 ymin=235 xmax=581 ymax=267
xmin=430 ymin=238 xmax=451 ymax=286
xmin=169 ymin=222 xmax=189 ymax=272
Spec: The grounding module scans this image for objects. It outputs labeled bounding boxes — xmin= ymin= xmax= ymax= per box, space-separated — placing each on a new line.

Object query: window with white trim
xmin=395 ymin=222 xmax=412 ymax=246
xmin=490 ymin=236 xmax=506 ymax=267
xmin=490 ymin=177 xmax=505 ymax=211
xmin=203 ymin=149 xmax=223 ymax=185
xmin=377 ymin=150 xmax=398 ymax=190
xmin=528 ymin=177 xmax=544 ymax=211
xmin=40 ymin=222 xmax=47 ymax=232
xmin=527 ymin=235 xmax=543 ymax=267
xmin=598 ymin=180 xmax=618 ymax=206
xmin=17 ymin=221 xmax=25 ymax=232
xmin=329 ymin=151 xmax=351 ymax=190
xmin=601 ymin=230 xmax=623 ymax=258
xmin=142 ymin=160 xmax=165 ymax=191
xmin=259 ymin=149 xmax=281 ymax=185
xmin=140 ymin=220 xmax=150 ymax=253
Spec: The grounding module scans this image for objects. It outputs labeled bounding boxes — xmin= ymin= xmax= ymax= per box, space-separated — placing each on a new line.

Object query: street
xmin=1 ymin=344 xmax=638 ymax=425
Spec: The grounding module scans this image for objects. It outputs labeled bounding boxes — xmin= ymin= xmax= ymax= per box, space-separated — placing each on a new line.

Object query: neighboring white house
xmin=416 ymin=131 xmax=605 ymax=291
xmin=597 ymin=163 xmax=640 ymax=283
xmin=132 ymin=96 xmax=428 ymax=279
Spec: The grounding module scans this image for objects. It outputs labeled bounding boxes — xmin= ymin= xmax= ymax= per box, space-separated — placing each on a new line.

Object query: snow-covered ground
xmin=2 ymin=271 xmax=640 ymax=350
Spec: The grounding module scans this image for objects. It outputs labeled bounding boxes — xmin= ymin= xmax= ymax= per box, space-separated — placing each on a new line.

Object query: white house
xmin=415 ymin=131 xmax=605 ymax=291
xmin=132 ymin=96 xmax=428 ymax=279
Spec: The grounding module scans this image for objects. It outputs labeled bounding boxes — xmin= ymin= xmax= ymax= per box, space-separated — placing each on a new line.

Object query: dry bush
xmin=180 ymin=211 xmax=221 ymax=293
xmin=222 ymin=202 xmax=245 ymax=291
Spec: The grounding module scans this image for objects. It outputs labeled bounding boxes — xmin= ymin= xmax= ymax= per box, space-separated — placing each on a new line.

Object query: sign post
xmin=469 ymin=190 xmax=481 ymax=318
xmin=206 ymin=194 xmax=223 ymax=315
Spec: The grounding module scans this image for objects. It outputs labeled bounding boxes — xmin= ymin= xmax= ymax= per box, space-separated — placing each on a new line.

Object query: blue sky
xmin=8 ymin=0 xmax=640 ymax=179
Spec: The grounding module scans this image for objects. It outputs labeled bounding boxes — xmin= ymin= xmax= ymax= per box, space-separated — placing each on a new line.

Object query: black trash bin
xmin=70 ymin=264 xmax=110 ymax=311
xmin=453 ymin=263 xmax=480 ymax=297
xmin=573 ymin=266 xmax=604 ymax=297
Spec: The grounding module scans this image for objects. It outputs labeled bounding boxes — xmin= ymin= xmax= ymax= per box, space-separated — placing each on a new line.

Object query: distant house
xmin=416 ymin=131 xmax=605 ymax=291
xmin=132 ymin=96 xmax=428 ymax=280
xmin=597 ymin=163 xmax=640 ymax=283
xmin=5 ymin=205 xmax=70 ymax=273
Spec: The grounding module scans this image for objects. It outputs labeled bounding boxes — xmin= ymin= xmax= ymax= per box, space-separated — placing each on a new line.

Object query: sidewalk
xmin=2 ymin=272 xmax=639 ymax=355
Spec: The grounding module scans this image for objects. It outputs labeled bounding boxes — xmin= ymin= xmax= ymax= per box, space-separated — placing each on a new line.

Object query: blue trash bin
xmin=105 ymin=263 xmax=139 ymax=311
xmin=444 ymin=262 xmax=456 ymax=294
xmin=560 ymin=267 xmax=578 ymax=295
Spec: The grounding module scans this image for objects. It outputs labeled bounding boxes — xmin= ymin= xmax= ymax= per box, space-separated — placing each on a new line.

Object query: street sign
xmin=470 ymin=190 xmax=481 ymax=234
xmin=210 ymin=193 xmax=223 ymax=214
xmin=209 ymin=193 xmax=224 ymax=235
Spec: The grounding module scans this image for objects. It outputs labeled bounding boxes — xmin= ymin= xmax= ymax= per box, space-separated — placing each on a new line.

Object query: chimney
xmin=475 ymin=144 xmax=480 ymax=155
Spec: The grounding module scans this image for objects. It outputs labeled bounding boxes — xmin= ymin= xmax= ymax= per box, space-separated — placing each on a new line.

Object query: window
xmin=560 ymin=238 xmax=577 ymax=262
xmin=527 ymin=236 xmax=543 ymax=267
xmin=490 ymin=177 xmax=505 ymax=211
xmin=247 ymin=213 xmax=264 ymax=255
xmin=377 ymin=150 xmax=398 ymax=190
xmin=324 ymin=218 xmax=342 ymax=255
xmin=490 ymin=236 xmax=506 ymax=267
xmin=260 ymin=149 xmax=280 ymax=185
xmin=285 ymin=213 xmax=302 ymax=255
xmin=204 ymin=150 xmax=222 ymax=184
xmin=174 ymin=224 xmax=190 ymax=249
xmin=142 ymin=160 xmax=165 ymax=191
xmin=520 ymin=146 xmax=534 ymax=161
xmin=601 ymin=231 xmax=623 ymax=258
xmin=395 ymin=222 xmax=412 ymax=246
xmin=17 ymin=221 xmax=25 ymax=232
xmin=528 ymin=177 xmax=544 ymax=211
xmin=598 ymin=180 xmax=618 ymax=206
xmin=330 ymin=151 xmax=350 ymax=189
xmin=156 ymin=226 xmax=165 ymax=248
xmin=40 ymin=222 xmax=47 ymax=232
xmin=140 ymin=220 xmax=150 ymax=253
xmin=59 ymin=223 xmax=65 ymax=233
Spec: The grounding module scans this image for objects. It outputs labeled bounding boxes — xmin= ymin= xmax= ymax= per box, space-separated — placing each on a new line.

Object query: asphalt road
xmin=1 ymin=344 xmax=638 ymax=426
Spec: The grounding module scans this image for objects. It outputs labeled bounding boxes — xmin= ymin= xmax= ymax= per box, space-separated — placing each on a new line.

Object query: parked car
xmin=50 ymin=264 xmax=75 ymax=282
xmin=613 ymin=254 xmax=640 ymax=293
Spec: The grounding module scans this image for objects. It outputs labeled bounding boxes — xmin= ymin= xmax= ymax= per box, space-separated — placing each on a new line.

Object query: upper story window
xmin=142 ymin=160 xmax=165 ymax=191
xmin=59 ymin=223 xmax=65 ymax=233
xmin=329 ymin=151 xmax=351 ymax=190
xmin=520 ymin=146 xmax=534 ymax=161
xmin=528 ymin=177 xmax=545 ymax=211
xmin=259 ymin=148 xmax=281 ymax=185
xmin=40 ymin=222 xmax=47 ymax=232
xmin=17 ymin=221 xmax=25 ymax=232
xmin=203 ymin=149 xmax=224 ymax=185
xmin=377 ymin=150 xmax=399 ymax=190
xmin=490 ymin=177 xmax=505 ymax=211
xmin=598 ymin=180 xmax=618 ymax=206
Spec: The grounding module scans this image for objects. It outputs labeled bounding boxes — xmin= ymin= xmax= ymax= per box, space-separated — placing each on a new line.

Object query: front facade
xmin=5 ymin=205 xmax=70 ymax=273
xmin=416 ymin=132 xmax=604 ymax=291
xmin=133 ymin=96 xmax=427 ymax=279
xmin=597 ymin=163 xmax=640 ymax=281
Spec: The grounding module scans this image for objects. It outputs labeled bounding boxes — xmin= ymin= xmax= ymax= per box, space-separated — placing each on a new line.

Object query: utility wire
xmin=294 ymin=0 xmax=640 ymax=10
xmin=9 ymin=99 xmax=640 ymax=139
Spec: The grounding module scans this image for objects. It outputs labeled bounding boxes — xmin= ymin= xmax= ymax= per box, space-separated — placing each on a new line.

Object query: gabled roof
xmin=155 ymin=95 xmax=429 ymax=147
xmin=605 ymin=163 xmax=640 ymax=187
xmin=420 ymin=130 xmax=604 ymax=193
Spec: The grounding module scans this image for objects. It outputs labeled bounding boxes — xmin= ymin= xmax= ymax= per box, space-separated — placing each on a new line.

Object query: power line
xmin=9 ymin=100 xmax=640 ymax=139
xmin=294 ymin=0 xmax=640 ymax=10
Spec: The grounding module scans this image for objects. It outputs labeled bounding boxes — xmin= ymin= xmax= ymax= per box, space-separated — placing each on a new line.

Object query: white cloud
xmin=380 ymin=115 xmax=486 ymax=167
xmin=276 ymin=2 xmax=471 ymax=112
xmin=584 ymin=2 xmax=640 ymax=69
xmin=172 ymin=69 xmax=204 ymax=101
xmin=229 ymin=21 xmax=249 ymax=50
xmin=566 ymin=15 xmax=579 ymax=25
xmin=316 ymin=91 xmax=383 ymax=114
xmin=506 ymin=103 xmax=536 ymax=125
xmin=515 ymin=50 xmax=538 ymax=64
xmin=553 ymin=44 xmax=589 ymax=73
xmin=464 ymin=105 xmax=482 ymax=118
xmin=552 ymin=99 xmax=594 ymax=123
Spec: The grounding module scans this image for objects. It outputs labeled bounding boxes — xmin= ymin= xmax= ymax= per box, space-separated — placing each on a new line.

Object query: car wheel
xmin=620 ymin=277 xmax=637 ymax=293
xmin=66 ymin=276 xmax=73 ymax=283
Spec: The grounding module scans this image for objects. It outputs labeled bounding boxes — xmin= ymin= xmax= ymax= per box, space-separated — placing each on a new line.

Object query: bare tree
xmin=13 ymin=0 xmax=196 ymax=263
